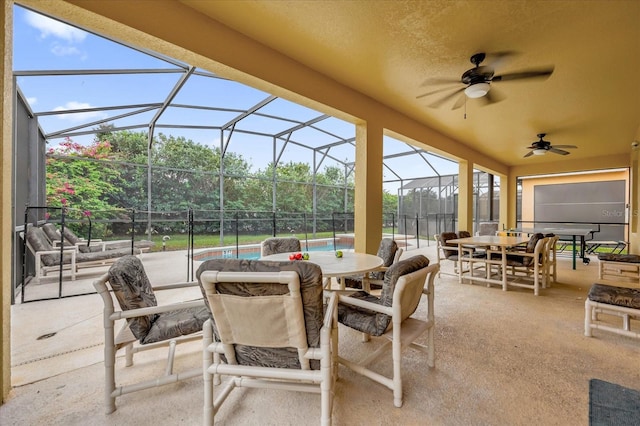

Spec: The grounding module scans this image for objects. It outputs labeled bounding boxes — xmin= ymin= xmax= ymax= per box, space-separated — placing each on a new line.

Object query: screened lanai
xmin=12 ymin=6 xmax=499 ymax=297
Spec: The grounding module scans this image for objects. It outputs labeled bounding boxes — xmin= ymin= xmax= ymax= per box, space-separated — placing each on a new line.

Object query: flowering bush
xmin=46 ymin=137 xmax=122 ymax=236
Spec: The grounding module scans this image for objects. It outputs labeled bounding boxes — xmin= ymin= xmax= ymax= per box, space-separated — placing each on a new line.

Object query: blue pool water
xmin=196 ymin=242 xmax=352 ymax=261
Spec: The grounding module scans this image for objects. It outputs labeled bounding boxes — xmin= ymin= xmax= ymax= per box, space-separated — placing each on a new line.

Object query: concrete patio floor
xmin=1 ymin=243 xmax=639 ymax=425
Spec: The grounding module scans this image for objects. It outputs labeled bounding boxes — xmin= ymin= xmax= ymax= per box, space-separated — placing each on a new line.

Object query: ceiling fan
xmin=417 ymin=52 xmax=554 ymax=110
xmin=524 ymin=133 xmax=577 ymax=157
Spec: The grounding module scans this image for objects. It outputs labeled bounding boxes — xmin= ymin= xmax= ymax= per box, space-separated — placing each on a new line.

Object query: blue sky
xmin=12 ymin=5 xmax=457 ymax=190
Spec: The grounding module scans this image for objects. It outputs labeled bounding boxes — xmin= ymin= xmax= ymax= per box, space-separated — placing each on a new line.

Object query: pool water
xmin=195 ymin=242 xmax=353 ymax=261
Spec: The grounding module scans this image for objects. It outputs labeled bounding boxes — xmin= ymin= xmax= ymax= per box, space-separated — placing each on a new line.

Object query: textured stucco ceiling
xmin=180 ymin=0 xmax=640 ymax=167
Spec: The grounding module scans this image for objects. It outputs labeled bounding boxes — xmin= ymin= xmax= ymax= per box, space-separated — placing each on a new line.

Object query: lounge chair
xmin=42 ymin=223 xmax=105 ymax=252
xmin=59 ymin=224 xmax=154 ymax=253
xmin=23 ymin=226 xmax=140 ymax=281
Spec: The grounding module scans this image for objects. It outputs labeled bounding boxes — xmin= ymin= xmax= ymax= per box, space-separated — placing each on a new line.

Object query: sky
xmin=12 ymin=5 xmax=458 ymax=192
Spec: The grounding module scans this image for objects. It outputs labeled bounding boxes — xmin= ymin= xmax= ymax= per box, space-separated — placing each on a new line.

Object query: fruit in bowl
xmin=335 ymin=250 xmax=343 ymax=258
xmin=288 ymin=252 xmax=304 ymax=261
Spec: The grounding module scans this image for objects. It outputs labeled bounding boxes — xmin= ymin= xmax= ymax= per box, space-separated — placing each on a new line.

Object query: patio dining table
xmin=261 ymin=251 xmax=384 ymax=289
xmin=447 ymin=235 xmax=531 ymax=291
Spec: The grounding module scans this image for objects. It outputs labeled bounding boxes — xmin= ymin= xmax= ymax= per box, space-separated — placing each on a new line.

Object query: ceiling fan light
xmin=464 ymin=82 xmax=490 ymax=98
xmin=532 ymin=148 xmax=547 ymax=155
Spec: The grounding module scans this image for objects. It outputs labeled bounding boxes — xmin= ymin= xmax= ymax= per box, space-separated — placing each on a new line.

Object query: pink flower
xmin=61 ymin=198 xmax=67 ymax=205
xmin=45 ymin=212 xmax=51 ymax=220
xmin=83 ymin=210 xmax=91 ymax=217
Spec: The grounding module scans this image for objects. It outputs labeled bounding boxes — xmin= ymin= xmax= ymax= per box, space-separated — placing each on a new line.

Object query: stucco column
xmin=502 ymin=171 xmax=517 ymax=231
xmin=457 ymin=160 xmax=473 ymax=232
xmin=1 ymin=0 xmax=13 ymax=403
xmin=629 ymin=141 xmax=640 ymax=254
xmin=354 ymin=122 xmax=383 ymax=254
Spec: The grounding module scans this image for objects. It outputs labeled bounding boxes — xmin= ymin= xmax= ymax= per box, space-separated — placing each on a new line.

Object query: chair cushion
xmin=196 ymin=258 xmax=324 ymax=369
xmin=502 ymin=233 xmax=544 ymax=267
xmin=42 ymin=223 xmax=65 ymax=245
xmin=143 ymin=306 xmax=210 ymax=344
xmin=458 ymin=230 xmax=471 ymax=238
xmin=61 ymin=226 xmax=81 ymax=245
xmin=25 ymin=227 xmax=59 ymax=266
xmin=261 ymin=237 xmax=302 ymax=256
xmin=441 ymin=232 xmax=459 ymax=258
xmin=338 ymin=255 xmax=430 ymax=337
xmin=108 ymin=255 xmax=158 ymax=341
xmin=342 ymin=238 xmax=399 ymax=288
xmin=61 ymin=227 xmax=106 ymax=253
xmin=588 ymin=283 xmax=640 ymax=309
xmin=597 ymin=253 xmax=640 ymax=263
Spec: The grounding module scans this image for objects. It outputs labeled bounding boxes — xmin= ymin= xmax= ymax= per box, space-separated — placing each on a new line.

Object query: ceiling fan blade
xmin=551 ymin=145 xmax=577 ymax=149
xmin=451 ymin=92 xmax=467 ymax=110
xmin=549 ymin=147 xmax=570 ymax=155
xmin=420 ymin=77 xmax=461 ymax=86
xmin=478 ymin=87 xmax=505 ymax=106
xmin=492 ymin=66 xmax=554 ymax=82
xmin=483 ymin=50 xmax=520 ymax=67
xmin=416 ymin=85 xmax=461 ymax=99
xmin=523 ymin=150 xmax=535 ymax=158
xmin=428 ymin=86 xmax=465 ymax=108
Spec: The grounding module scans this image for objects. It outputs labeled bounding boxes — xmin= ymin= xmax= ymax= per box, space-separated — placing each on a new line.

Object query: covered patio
xmin=1 ymin=245 xmax=639 ymax=424
xmin=2 ymin=0 xmax=640 ymax=422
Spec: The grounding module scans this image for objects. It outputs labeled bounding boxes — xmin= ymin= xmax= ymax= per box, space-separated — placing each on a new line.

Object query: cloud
xmin=53 ymin=101 xmax=109 ymax=123
xmin=51 ymin=44 xmax=83 ymax=57
xmin=24 ymin=10 xmax=87 ymax=43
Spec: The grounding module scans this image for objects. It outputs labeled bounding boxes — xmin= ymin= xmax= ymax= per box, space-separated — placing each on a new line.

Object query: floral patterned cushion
xmin=588 ymin=283 xmax=640 ymax=309
xmin=107 ymin=255 xmax=158 ymax=341
xmin=597 ymin=253 xmax=640 ymax=263
xmin=108 ymin=255 xmax=209 ymax=344
xmin=343 ymin=238 xmax=398 ymax=288
xmin=196 ymin=258 xmax=324 ymax=369
xmin=338 ymin=255 xmax=430 ymax=337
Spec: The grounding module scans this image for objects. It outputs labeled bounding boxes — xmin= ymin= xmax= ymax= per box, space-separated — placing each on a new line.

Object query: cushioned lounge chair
xmin=42 ymin=223 xmax=105 ymax=252
xmin=61 ymin=225 xmax=154 ymax=253
xmin=93 ymin=255 xmax=209 ymax=413
xmin=197 ymin=258 xmax=337 ymax=425
xmin=24 ymin=226 xmax=139 ymax=280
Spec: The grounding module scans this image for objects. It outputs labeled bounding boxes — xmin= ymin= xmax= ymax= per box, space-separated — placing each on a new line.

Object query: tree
xmin=46 ymin=138 xmax=122 ymax=211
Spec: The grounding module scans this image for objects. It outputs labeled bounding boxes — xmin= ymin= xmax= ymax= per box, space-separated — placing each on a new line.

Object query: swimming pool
xmin=193 ymin=241 xmax=353 ymax=262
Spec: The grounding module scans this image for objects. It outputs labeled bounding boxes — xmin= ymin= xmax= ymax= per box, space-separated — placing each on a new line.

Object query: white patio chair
xmin=198 ymin=258 xmax=338 ymax=425
xmin=93 ymin=255 xmax=209 ymax=413
xmin=337 ymin=255 xmax=439 ymax=407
